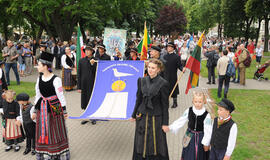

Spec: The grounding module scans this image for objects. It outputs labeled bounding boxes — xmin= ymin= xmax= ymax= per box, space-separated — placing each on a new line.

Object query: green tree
xmin=221 ymin=0 xmax=255 ymax=40
xmin=155 ymin=3 xmax=187 ymax=38
xmin=245 ymin=0 xmax=270 ymax=51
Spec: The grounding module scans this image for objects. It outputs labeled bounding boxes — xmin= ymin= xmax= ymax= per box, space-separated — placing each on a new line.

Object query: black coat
xmin=77 ymin=56 xmax=97 ymax=110
xmin=94 ymin=52 xmax=111 ymax=60
xmin=132 ymin=75 xmax=169 ymax=125
xmin=163 ymin=52 xmax=183 ymax=98
xmin=205 ymin=50 xmax=219 ymax=68
xmin=132 ymin=75 xmax=170 ymax=159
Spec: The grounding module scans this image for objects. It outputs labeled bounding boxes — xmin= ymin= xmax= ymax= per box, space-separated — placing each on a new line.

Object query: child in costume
xmin=209 ymin=98 xmax=237 ymax=160
xmin=16 ymin=92 xmax=36 ymax=155
xmin=1 ymin=90 xmax=24 ymax=152
xmin=164 ymin=91 xmax=213 ymax=160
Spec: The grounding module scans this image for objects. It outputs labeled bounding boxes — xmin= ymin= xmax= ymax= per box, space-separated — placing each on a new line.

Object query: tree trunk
xmin=255 ymin=18 xmax=262 ymax=47
xmin=264 ymin=16 xmax=269 ymax=52
xmin=245 ymin=17 xmax=254 ymax=41
xmin=79 ymin=21 xmax=87 ymax=43
xmin=218 ymin=23 xmax=222 ymax=39
xmin=3 ymin=20 xmax=9 ymax=41
xmin=136 ymin=25 xmax=140 ymax=38
xmin=36 ymin=27 xmax=43 ymax=43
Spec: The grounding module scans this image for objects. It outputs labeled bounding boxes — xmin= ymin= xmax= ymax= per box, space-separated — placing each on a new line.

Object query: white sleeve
xmin=61 ymin=55 xmax=70 ymax=69
xmin=34 ymin=78 xmax=41 ymax=105
xmin=201 ymin=113 xmax=213 ymax=146
xmin=30 ymin=106 xmax=36 ymax=123
xmin=0 ymin=108 xmax=3 ymax=114
xmin=53 ymin=77 xmax=66 ymax=107
xmin=169 ymin=108 xmax=189 ymax=134
xmin=225 ymin=123 xmax=238 ymax=156
xmin=16 ymin=107 xmax=23 ymax=123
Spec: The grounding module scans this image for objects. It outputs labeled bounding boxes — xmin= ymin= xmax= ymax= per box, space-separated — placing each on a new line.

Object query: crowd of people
xmin=0 ymin=33 xmax=268 ymax=160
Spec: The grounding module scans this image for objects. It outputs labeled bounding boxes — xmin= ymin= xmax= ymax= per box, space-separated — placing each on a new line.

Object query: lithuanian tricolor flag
xmin=185 ymin=32 xmax=204 ymax=94
xmin=138 ymin=22 xmax=151 ymax=60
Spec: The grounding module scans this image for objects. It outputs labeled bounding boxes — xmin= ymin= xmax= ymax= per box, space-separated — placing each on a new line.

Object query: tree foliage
xmin=186 ymin=0 xmax=217 ymax=34
xmin=155 ymin=3 xmax=187 ymax=36
xmin=245 ymin=0 xmax=270 ymax=51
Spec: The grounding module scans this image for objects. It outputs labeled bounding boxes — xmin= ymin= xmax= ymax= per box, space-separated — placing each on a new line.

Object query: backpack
xmin=226 ymin=58 xmax=236 ymax=77
xmin=243 ymin=49 xmax=251 ymax=68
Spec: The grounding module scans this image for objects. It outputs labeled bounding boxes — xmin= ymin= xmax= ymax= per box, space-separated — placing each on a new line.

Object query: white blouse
xmin=34 ymin=74 xmax=67 ymax=107
xmin=169 ymin=106 xmax=213 ymax=146
xmin=61 ymin=53 xmax=76 ymax=69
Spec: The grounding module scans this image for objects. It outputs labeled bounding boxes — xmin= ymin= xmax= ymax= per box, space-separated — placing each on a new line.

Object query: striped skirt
xmin=36 ymin=110 xmax=70 ymax=158
xmin=3 ymin=118 xmax=24 ymax=145
xmin=62 ymin=68 xmax=76 ymax=90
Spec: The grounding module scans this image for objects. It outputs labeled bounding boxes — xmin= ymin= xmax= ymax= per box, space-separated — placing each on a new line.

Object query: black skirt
xmin=133 ymin=114 xmax=169 ymax=160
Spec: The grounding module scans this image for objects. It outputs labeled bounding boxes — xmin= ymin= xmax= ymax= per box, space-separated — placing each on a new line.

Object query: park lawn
xmin=264 ymin=52 xmax=270 ymax=56
xmin=200 ymin=57 xmax=270 ymax=79
xmin=209 ymin=89 xmax=270 ymax=160
xmin=8 ymin=81 xmax=36 ymax=97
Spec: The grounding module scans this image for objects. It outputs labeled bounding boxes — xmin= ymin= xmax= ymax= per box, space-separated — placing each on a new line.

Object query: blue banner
xmin=69 ymin=60 xmax=145 ymax=120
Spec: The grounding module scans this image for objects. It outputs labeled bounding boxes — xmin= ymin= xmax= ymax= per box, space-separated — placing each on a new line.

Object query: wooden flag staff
xmin=169 ymin=71 xmax=185 ymax=99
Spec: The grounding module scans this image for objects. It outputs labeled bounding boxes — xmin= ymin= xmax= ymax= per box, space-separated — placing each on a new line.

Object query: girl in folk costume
xmin=1 ymin=90 xmax=24 ymax=152
xmin=32 ymin=51 xmax=70 ymax=159
xmin=61 ymin=46 xmax=76 ymax=91
xmin=131 ymin=59 xmax=170 ymax=160
xmin=163 ymin=91 xmax=213 ymax=160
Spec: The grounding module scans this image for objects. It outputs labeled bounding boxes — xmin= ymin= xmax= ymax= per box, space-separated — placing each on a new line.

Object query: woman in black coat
xmin=131 ymin=59 xmax=170 ymax=160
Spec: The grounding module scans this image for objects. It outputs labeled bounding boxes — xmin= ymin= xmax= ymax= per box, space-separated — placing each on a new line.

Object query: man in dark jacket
xmin=77 ymin=46 xmax=97 ymax=125
xmin=204 ymin=46 xmax=219 ymax=84
xmin=124 ymin=41 xmax=135 ymax=59
xmin=163 ymin=42 xmax=184 ymax=108
xmin=94 ymin=44 xmax=111 ymax=60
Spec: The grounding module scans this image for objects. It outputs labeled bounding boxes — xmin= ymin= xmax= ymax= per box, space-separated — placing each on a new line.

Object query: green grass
xmin=264 ymin=52 xmax=270 ymax=56
xmin=8 ymin=81 xmax=36 ymax=97
xmin=209 ymin=89 xmax=270 ymax=160
xmin=201 ymin=57 xmax=270 ymax=79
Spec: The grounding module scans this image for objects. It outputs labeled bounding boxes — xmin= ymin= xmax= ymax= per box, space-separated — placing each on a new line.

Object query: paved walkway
xmin=0 ymin=67 xmax=269 ymax=160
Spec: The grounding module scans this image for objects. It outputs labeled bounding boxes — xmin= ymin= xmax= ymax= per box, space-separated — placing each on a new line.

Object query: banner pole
xmin=169 ymin=71 xmax=184 ymax=99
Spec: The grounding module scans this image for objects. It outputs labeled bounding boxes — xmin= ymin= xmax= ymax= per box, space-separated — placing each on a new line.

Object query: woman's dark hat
xmin=40 ymin=41 xmax=47 ymax=47
xmin=85 ymin=46 xmax=95 ymax=54
xmin=16 ymin=93 xmax=30 ymax=101
xmin=150 ymin=46 xmax=161 ymax=52
xmin=97 ymin=44 xmax=106 ymax=51
xmin=39 ymin=51 xmax=54 ymax=65
xmin=217 ymin=98 xmax=235 ymax=113
xmin=167 ymin=42 xmax=175 ymax=49
xmin=130 ymin=48 xmax=138 ymax=54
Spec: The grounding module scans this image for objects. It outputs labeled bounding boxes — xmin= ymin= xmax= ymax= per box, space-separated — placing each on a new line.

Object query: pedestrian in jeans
xmin=217 ymin=50 xmax=230 ymax=98
xmin=255 ymin=43 xmax=263 ymax=67
xmin=17 ymin=44 xmax=25 ymax=77
xmin=205 ymin=46 xmax=218 ymax=84
xmin=23 ymin=42 xmax=33 ymax=75
xmin=2 ymin=40 xmax=20 ymax=85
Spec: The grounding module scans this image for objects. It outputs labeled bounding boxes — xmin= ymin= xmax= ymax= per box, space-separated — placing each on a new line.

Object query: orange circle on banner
xmin=111 ymin=80 xmax=126 ymax=92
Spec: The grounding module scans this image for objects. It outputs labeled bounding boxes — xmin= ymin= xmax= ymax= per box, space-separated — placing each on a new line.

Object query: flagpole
xmin=169 ymin=71 xmax=185 ymax=99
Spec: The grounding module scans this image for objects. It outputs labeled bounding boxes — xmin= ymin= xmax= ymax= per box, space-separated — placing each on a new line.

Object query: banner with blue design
xmin=69 ymin=60 xmax=145 ymax=120
xmin=103 ymin=28 xmax=127 ymax=57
